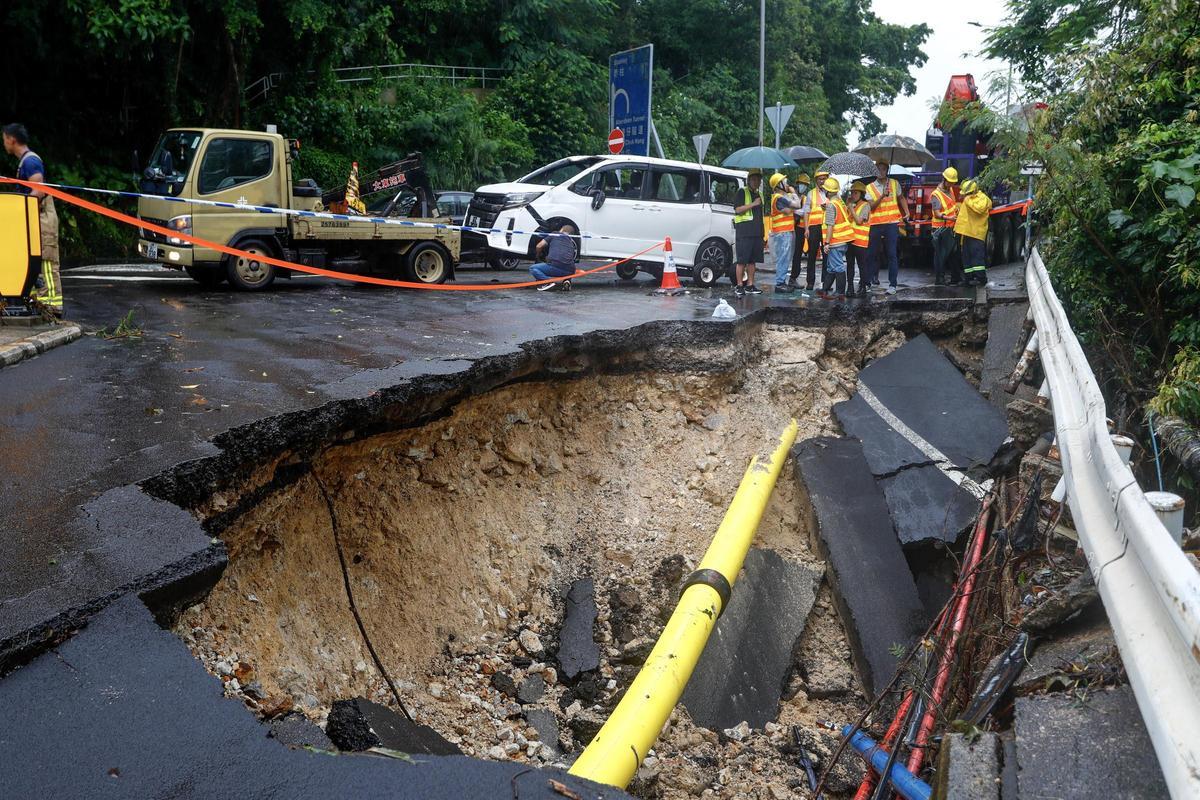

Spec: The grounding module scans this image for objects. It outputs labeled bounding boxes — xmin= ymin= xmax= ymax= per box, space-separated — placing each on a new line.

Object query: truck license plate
xmin=147 ymin=244 xmax=160 ymax=259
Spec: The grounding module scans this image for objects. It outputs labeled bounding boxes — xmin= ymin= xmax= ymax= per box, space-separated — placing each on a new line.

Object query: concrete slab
xmin=680 ymin=548 xmax=821 ymax=730
xmin=1014 ymin=686 xmax=1168 ymax=799
xmin=327 ymin=697 xmax=462 ymax=755
xmin=1016 ymin=615 xmax=1117 ymax=694
xmin=838 ymin=333 xmax=1010 ymax=473
xmin=932 ymin=732 xmax=1001 ymax=800
xmin=793 ymin=437 xmax=928 ymax=698
xmin=880 ymin=463 xmax=981 ymax=544
xmin=0 ymin=595 xmax=628 ymax=799
xmin=557 ymin=578 xmax=600 ymax=681
xmin=979 ymin=302 xmax=1030 ymax=410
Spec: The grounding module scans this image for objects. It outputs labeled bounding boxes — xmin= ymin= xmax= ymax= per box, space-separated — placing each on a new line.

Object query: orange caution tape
xmin=0 ymin=177 xmax=662 ymax=290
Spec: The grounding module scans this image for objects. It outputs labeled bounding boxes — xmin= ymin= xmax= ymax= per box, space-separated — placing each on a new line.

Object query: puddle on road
xmin=168 ymin=318 xmax=976 ymax=798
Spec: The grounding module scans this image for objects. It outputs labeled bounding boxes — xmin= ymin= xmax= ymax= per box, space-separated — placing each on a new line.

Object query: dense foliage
xmin=0 ymin=0 xmax=928 ymax=261
xmin=965 ymin=0 xmax=1200 ymax=425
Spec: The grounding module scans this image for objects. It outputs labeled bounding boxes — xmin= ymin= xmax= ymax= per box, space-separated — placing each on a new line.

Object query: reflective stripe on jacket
xmin=825 ymin=199 xmax=855 ymax=246
xmin=733 ymin=187 xmax=769 ymax=239
xmin=851 ymin=200 xmax=870 ymax=248
xmin=931 ymin=188 xmax=957 ymax=228
xmin=806 ymin=187 xmax=827 ymax=226
xmin=769 ymin=191 xmax=796 ymax=233
xmin=867 ymin=178 xmax=902 ymax=225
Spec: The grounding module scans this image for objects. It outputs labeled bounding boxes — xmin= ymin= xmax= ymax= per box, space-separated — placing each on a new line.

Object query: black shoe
xmin=746 ymin=284 xmax=763 ymax=295
xmin=734 ymin=284 xmax=745 ymax=297
xmin=560 ymin=279 xmax=572 ymax=292
xmin=805 ymin=284 xmax=814 ymax=292
xmin=774 ymin=283 xmax=793 ymax=294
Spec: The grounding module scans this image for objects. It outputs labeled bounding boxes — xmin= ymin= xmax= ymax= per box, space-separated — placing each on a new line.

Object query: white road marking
xmin=63 ymin=275 xmax=193 ymax=282
xmin=856 ymin=382 xmax=990 ymax=499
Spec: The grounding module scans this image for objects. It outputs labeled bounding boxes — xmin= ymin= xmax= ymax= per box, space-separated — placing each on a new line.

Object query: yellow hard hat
xmin=942 ymin=167 xmax=959 ymax=184
xmin=961 ymin=179 xmax=979 ymax=195
xmin=769 ymin=172 xmax=787 ymax=190
xmin=795 ymin=172 xmax=812 ymax=185
xmin=850 ymin=181 xmax=868 ymax=193
xmin=747 ymin=168 xmax=763 ymax=177
xmin=815 ymin=170 xmax=830 ymax=179
xmin=822 ymin=176 xmax=840 ymax=194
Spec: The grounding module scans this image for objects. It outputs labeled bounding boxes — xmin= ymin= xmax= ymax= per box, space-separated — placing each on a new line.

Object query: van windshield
xmin=518 ymin=157 xmax=604 ymax=186
xmin=140 ymin=131 xmax=202 ymax=196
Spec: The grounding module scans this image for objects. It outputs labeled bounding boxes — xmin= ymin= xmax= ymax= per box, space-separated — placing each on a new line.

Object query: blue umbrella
xmin=721 ymin=146 xmax=798 ymax=170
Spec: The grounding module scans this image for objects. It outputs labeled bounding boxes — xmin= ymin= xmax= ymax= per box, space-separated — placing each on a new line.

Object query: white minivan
xmin=465 ymin=155 xmax=749 ymax=286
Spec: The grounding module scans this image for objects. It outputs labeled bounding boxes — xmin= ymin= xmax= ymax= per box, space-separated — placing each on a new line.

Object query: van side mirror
xmin=591 ymin=189 xmax=606 ymax=211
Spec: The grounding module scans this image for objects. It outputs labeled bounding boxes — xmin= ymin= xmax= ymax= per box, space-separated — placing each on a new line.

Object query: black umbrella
xmin=852 ymin=134 xmax=935 ymax=168
xmin=783 ymin=145 xmax=828 ymax=164
xmin=816 ymin=152 xmax=878 ymax=180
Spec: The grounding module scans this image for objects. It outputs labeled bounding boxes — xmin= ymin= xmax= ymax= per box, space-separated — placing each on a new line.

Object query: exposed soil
xmin=173 ymin=321 xmax=935 ymax=798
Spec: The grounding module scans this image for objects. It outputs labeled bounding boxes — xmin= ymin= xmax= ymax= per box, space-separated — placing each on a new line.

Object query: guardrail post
xmin=1144 ymin=492 xmax=1186 ymax=545
xmin=1005 ymin=330 xmax=1040 ymax=393
xmin=1036 ymin=379 xmax=1050 ymax=406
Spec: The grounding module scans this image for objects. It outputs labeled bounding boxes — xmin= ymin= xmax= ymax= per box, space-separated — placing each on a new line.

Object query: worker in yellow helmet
xmin=767 ymin=173 xmax=805 ymax=294
xmin=954 ymin=179 xmax=993 ymax=287
xmin=931 ymin=167 xmax=960 ymax=285
xmin=818 ymin=176 xmax=854 ymax=297
xmin=847 ymin=181 xmax=871 ymax=296
xmin=792 ymin=170 xmax=830 ymax=293
xmin=865 ymin=159 xmax=910 ymax=295
xmin=787 ymin=172 xmax=812 ymax=291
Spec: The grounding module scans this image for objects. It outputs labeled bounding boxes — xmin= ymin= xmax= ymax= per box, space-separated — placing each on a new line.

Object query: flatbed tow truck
xmin=136 ymin=128 xmax=460 ymax=289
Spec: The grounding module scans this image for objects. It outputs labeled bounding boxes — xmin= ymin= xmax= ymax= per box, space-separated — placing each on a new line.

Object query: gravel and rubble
xmin=170 ymin=322 xmax=961 ymax=798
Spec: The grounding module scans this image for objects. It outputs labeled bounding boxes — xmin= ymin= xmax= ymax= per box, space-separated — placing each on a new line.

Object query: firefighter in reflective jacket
xmin=930 ymin=167 xmax=960 ymax=285
xmin=954 ymin=179 xmax=993 ymax=287
xmin=3 ymin=123 xmax=61 ymax=315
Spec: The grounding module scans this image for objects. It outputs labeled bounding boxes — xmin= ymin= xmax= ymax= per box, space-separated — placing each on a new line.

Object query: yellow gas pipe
xmin=568 ymin=419 xmax=799 ymax=788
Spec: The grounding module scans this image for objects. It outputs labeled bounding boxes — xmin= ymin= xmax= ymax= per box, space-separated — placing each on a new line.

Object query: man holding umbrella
xmin=732 ymin=168 xmax=769 ymax=296
xmin=865 ymin=159 xmax=910 ymax=295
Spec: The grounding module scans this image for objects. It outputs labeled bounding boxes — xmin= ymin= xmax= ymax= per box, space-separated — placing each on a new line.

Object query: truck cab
xmin=136 ymin=128 xmax=459 ymax=290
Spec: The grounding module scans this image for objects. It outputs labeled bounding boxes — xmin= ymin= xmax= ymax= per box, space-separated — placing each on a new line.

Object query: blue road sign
xmin=609 ymin=45 xmax=654 ymax=157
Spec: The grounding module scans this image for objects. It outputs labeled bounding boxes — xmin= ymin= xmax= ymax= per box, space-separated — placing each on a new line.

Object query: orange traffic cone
xmin=654 ymin=237 xmax=686 ymax=295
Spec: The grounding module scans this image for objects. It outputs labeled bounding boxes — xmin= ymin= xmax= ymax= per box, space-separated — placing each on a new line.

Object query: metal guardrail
xmin=1025 ymin=247 xmax=1200 ymax=798
xmin=244 ymin=63 xmax=509 ymax=102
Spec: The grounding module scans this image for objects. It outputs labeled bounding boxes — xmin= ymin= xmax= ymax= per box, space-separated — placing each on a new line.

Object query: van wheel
xmin=185 ymin=265 xmax=226 ymax=287
xmin=225 ymin=239 xmax=277 ymax=291
xmin=405 ymin=242 xmax=450 ymax=284
xmin=487 ymin=253 xmax=522 ymax=271
xmin=616 ymin=263 xmax=639 ymax=280
xmin=695 ymin=238 xmax=731 ymax=286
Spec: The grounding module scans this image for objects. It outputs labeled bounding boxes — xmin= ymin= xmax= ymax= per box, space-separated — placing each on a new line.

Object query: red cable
xmin=852 ymin=691 xmax=915 ymax=800
xmin=0 ymin=177 xmax=663 ymax=290
xmin=904 ymin=498 xmax=993 ymax=775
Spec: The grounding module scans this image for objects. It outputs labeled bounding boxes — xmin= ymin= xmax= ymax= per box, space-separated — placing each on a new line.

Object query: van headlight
xmin=502 ymin=192 xmax=544 ymax=209
xmin=166 ymin=214 xmax=192 ymax=246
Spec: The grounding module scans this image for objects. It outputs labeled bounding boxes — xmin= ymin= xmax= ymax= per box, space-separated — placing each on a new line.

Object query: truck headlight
xmin=166 ymin=214 xmax=192 ymax=246
xmin=502 ymin=192 xmax=544 ymax=209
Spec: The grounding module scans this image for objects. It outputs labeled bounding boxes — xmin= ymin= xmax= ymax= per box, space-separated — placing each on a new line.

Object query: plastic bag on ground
xmin=712 ymin=299 xmax=737 ymax=319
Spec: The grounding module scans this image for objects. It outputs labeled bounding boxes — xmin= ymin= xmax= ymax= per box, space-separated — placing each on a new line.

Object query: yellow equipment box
xmin=0 ymin=193 xmax=40 ymax=301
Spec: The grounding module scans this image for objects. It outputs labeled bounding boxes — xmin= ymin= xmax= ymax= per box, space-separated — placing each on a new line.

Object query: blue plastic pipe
xmin=843 ymin=725 xmax=932 ymax=800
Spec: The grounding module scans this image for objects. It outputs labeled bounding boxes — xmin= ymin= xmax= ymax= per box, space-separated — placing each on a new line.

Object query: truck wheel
xmin=615 ymin=263 xmax=639 ymax=280
xmin=405 ymin=242 xmax=450 ymax=284
xmin=225 ymin=239 xmax=277 ymax=291
xmin=185 ymin=264 xmax=226 ymax=287
xmin=694 ymin=238 xmax=731 ymax=287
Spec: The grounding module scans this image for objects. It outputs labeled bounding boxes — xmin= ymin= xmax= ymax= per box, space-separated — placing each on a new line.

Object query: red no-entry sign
xmin=608 ymin=128 xmax=624 ymax=155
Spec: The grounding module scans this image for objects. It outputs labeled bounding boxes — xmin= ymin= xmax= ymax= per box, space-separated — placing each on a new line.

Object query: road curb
xmin=0 ymin=323 xmax=83 ymax=368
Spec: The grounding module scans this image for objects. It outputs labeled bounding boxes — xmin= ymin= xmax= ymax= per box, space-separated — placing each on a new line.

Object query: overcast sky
xmin=861 ymin=0 xmax=1013 ymax=144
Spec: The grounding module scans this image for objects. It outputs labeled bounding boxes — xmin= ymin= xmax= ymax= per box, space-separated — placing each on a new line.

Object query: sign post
xmin=609 ymin=45 xmax=654 ymax=157
xmin=764 ymin=102 xmax=794 ymax=151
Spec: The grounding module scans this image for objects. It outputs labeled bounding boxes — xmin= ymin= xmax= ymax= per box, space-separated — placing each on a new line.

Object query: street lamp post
xmin=758 ymin=0 xmax=765 ymax=145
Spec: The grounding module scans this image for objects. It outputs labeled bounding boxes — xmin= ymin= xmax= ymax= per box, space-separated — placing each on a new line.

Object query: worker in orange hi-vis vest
xmin=930 ymin=167 xmax=960 ymax=285
xmin=846 ymin=181 xmax=871 ymax=297
xmin=792 ymin=170 xmax=829 ymax=292
xmin=864 ymin=159 xmax=911 ymax=296
xmin=787 ymin=172 xmax=811 ymax=291
xmin=818 ymin=177 xmax=854 ymax=298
